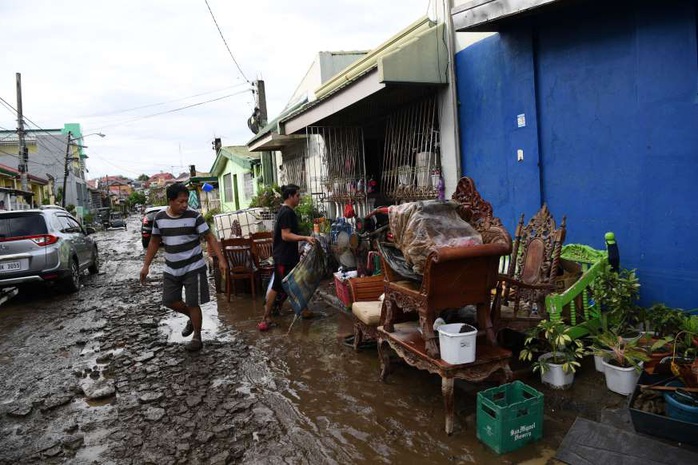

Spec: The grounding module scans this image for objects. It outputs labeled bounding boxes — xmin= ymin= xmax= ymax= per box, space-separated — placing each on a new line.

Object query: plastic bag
xmin=389 ymin=200 xmax=482 ymax=275
xmin=282 ymin=242 xmax=327 ymax=315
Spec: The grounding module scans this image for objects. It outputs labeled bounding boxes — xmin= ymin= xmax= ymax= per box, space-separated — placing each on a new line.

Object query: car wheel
xmin=62 ymin=258 xmax=80 ymax=293
xmin=88 ymin=247 xmax=99 ymax=274
xmin=142 ymin=237 xmax=149 ymax=248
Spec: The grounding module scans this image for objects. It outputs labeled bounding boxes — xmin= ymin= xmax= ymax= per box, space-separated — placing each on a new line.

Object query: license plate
xmin=0 ymin=260 xmax=23 ymax=272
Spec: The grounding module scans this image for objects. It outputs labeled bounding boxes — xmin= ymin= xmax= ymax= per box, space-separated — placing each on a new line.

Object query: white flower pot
xmin=602 ymin=360 xmax=643 ymax=395
xmin=594 ymin=354 xmax=606 ymax=373
xmin=539 ymin=352 xmax=575 ymax=390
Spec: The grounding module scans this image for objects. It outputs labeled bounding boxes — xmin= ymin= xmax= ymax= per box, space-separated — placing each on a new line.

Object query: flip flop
xmin=257 ymin=321 xmax=278 ymax=332
xmin=181 ymin=319 xmax=194 ymax=337
xmin=185 ymin=338 xmax=203 ymax=351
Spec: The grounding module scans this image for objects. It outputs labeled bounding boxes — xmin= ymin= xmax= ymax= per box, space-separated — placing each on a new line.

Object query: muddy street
xmin=0 ymin=216 xmax=574 ymax=464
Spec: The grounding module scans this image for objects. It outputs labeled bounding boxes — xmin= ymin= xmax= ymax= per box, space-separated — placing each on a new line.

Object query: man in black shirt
xmin=259 ymin=184 xmax=315 ymax=331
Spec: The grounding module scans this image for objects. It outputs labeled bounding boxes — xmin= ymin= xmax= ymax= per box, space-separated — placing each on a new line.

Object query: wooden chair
xmin=221 ymin=237 xmax=257 ymax=301
xmin=250 ymin=231 xmax=272 ymax=241
xmin=491 ymin=204 xmax=566 ymax=333
xmin=381 ymin=177 xmax=512 ymax=358
xmin=348 ymin=274 xmax=385 ymax=351
xmin=251 ymin=237 xmax=274 ymax=293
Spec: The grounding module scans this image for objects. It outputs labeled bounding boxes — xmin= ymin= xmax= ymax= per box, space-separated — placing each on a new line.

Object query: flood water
xmin=161 ymin=288 xmax=559 ymax=464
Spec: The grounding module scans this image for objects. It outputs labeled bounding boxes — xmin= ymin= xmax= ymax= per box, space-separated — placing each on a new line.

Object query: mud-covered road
xmin=0 ymin=215 xmax=601 ymax=464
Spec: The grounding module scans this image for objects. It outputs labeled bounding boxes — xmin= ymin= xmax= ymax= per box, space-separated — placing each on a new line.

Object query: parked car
xmin=109 ymin=212 xmax=127 ymax=230
xmin=0 ymin=209 xmax=99 ymax=293
xmin=141 ymin=206 xmax=166 ymax=248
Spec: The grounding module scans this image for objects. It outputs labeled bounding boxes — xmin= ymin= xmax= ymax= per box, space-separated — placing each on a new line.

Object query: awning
xmin=247 ymin=17 xmax=448 ymax=152
xmin=452 ymin=0 xmax=568 ymax=32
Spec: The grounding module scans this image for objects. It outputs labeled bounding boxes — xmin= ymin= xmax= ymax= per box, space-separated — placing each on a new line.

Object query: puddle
xmin=211 ymin=292 xmax=563 ymax=464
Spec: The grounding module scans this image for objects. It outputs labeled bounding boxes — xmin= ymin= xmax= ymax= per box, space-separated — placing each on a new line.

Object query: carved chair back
xmin=500 ymin=203 xmax=566 ymax=314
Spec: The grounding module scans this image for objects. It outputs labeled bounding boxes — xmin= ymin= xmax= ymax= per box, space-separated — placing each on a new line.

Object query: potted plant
xmin=520 ymin=319 xmax=585 ymax=390
xmin=666 ymin=314 xmax=698 ymax=388
xmin=639 ymin=303 xmax=685 ymax=373
xmin=594 ymin=331 xmax=649 ymax=395
xmin=591 ymin=262 xmax=643 ymax=340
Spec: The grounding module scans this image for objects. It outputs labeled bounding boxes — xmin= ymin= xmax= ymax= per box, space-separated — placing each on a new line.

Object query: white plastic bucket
xmin=438 ymin=323 xmax=477 ymax=364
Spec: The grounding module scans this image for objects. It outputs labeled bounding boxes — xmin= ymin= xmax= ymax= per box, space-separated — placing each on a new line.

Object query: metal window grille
xmin=382 ymin=95 xmax=441 ymax=202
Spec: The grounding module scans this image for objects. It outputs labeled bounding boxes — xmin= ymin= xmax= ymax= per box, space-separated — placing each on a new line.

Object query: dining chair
xmin=221 ymin=237 xmax=257 ymax=301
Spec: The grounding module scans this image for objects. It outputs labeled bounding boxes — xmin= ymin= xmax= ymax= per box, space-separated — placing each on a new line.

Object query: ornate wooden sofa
xmin=380 ymin=177 xmax=513 ymax=358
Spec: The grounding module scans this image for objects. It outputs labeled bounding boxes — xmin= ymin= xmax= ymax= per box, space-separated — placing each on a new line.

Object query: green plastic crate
xmin=476 ymin=381 xmax=543 ymax=454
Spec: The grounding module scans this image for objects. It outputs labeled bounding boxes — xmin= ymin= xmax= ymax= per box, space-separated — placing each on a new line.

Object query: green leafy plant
xmin=591 ymin=261 xmax=641 ymax=337
xmin=249 ymin=184 xmax=282 ymax=211
xmin=295 ymin=195 xmax=324 ymax=235
xmin=593 ymin=331 xmax=649 ymax=371
xmin=520 ymin=319 xmax=585 ymax=374
xmin=644 ymin=303 xmax=687 ymax=338
xmin=203 ymin=207 xmax=221 ymax=228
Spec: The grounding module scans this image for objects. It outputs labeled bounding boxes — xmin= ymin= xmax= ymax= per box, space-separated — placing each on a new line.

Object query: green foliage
xmin=249 ymin=184 xmax=282 ymax=210
xmin=127 ymin=191 xmax=146 ymax=207
xmin=137 ymin=174 xmax=150 ymax=182
xmin=520 ymin=319 xmax=585 ymax=374
xmin=204 ymin=207 xmax=221 ymax=227
xmin=66 ymin=204 xmax=76 ymax=215
xmin=148 ymin=186 xmax=166 ymax=206
xmin=592 ymin=331 xmax=649 ymax=370
xmin=592 ymin=261 xmax=641 ymax=335
xmin=295 ymin=195 xmax=324 ymax=236
xmin=83 ymin=212 xmax=94 ymax=225
xmin=645 ymin=303 xmax=687 ymax=338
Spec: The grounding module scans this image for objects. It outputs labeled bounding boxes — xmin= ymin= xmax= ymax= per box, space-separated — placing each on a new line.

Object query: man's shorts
xmin=162 ymin=268 xmax=210 ymax=307
xmin=271 ymin=263 xmax=295 ymax=293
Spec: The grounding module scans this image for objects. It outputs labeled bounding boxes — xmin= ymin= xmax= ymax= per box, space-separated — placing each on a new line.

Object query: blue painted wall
xmin=455 ymin=0 xmax=698 ymax=308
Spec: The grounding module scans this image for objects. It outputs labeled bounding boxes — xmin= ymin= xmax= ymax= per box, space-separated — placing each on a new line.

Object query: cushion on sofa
xmin=352 ymin=300 xmax=383 ymax=326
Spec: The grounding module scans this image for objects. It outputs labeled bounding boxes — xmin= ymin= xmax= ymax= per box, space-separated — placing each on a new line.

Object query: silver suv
xmin=0 ymin=208 xmax=99 ymax=292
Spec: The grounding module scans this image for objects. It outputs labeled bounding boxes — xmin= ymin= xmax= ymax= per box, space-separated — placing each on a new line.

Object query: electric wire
xmin=96 ymin=89 xmax=249 ymax=130
xmin=86 ymin=83 xmax=250 ymax=118
xmin=203 ymin=0 xmax=249 ymax=83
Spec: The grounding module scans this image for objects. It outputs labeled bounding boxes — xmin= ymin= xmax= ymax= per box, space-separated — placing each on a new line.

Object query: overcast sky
xmin=0 ymin=0 xmax=432 ymax=181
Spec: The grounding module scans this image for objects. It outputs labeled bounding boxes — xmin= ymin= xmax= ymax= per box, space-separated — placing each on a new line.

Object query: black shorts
xmin=270 ymin=263 xmax=295 ymax=293
xmin=162 ymin=268 xmax=210 ymax=307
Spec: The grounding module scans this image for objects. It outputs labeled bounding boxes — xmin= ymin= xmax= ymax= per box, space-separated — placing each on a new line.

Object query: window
xmin=223 ymin=173 xmax=233 ymax=202
xmin=0 ymin=213 xmax=48 ymax=238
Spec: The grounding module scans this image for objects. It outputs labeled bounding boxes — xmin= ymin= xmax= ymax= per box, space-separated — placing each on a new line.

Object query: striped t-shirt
xmin=152 ymin=208 xmax=209 ymax=277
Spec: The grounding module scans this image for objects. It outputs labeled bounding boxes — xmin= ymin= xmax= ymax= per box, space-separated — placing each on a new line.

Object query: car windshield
xmin=0 ymin=214 xmax=48 ymax=239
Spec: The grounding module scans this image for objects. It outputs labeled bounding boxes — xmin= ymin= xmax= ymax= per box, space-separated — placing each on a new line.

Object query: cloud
xmin=0 ymin=0 xmax=429 ymax=178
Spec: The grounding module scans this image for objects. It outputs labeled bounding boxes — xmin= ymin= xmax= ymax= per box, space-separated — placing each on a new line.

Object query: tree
xmin=127 ymin=191 xmax=146 ymax=208
xmin=137 ymin=174 xmax=150 ymax=182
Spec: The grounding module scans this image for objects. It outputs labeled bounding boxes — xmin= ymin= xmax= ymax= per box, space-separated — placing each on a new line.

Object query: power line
xmin=203 ymin=0 xmax=250 ymax=83
xmin=86 ymin=83 xmax=250 ymax=118
xmin=97 ymin=89 xmax=249 ymax=130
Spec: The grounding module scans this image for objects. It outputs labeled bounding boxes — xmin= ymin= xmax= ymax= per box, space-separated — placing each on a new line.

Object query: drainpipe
xmin=444 ymin=0 xmax=462 ymax=178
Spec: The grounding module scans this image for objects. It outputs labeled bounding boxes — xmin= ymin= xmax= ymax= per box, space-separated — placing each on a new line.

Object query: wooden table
xmin=377 ymin=323 xmax=512 ymax=435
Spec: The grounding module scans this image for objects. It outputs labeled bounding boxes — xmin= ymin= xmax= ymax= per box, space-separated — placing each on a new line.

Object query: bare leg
xmin=263 ymin=288 xmax=277 ymax=323
xmin=167 ymin=301 xmax=202 ymax=340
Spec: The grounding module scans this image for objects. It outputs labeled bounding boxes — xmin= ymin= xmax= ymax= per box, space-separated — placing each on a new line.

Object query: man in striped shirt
xmin=140 ymin=183 xmax=228 ymax=351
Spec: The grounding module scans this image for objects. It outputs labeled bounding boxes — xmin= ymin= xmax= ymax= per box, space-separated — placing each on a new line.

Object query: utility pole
xmin=61 ymin=131 xmax=72 ymax=207
xmin=253 ymin=80 xmax=276 ymax=186
xmin=16 ymin=73 xmax=29 ymax=193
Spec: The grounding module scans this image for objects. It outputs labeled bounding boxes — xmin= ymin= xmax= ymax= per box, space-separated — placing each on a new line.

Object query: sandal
xmin=185 ymin=338 xmax=203 ymax=351
xmin=181 ymin=319 xmax=194 ymax=337
xmin=257 ymin=321 xmax=278 ymax=332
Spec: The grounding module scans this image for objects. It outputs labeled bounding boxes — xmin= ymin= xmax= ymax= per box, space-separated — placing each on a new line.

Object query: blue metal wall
xmin=455 ymin=1 xmax=698 ymax=308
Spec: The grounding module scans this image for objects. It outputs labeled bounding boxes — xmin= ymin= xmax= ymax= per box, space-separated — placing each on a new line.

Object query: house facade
xmin=210 ymin=142 xmax=261 ymax=212
xmin=452 ymin=0 xmax=698 ymax=307
xmin=247 ymin=14 xmax=460 ymax=221
xmin=0 ymin=124 xmax=90 ymax=216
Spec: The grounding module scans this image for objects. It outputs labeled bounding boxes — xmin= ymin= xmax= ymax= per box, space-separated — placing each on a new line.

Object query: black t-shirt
xmin=273 ymin=205 xmax=300 ymax=266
